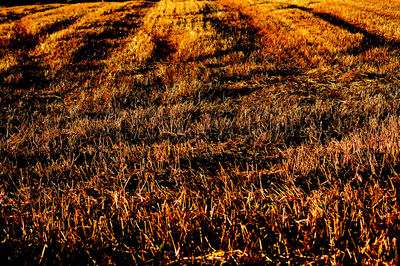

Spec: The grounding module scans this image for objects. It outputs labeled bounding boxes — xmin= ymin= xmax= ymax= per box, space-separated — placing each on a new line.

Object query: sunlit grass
xmin=0 ymin=0 xmax=399 ymax=264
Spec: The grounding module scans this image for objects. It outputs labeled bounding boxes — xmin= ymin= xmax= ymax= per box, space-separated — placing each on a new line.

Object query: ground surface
xmin=1 ymin=0 xmax=400 ymax=264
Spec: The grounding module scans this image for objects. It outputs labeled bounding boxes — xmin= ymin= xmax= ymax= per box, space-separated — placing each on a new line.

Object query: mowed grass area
xmin=1 ymin=0 xmax=400 ymax=263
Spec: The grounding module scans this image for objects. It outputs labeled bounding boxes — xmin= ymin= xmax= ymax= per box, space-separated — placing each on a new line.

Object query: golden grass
xmin=1 ymin=0 xmax=400 ymax=264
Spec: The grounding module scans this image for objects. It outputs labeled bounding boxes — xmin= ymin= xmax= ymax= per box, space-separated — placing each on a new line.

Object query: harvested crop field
xmin=1 ymin=0 xmax=400 ymax=264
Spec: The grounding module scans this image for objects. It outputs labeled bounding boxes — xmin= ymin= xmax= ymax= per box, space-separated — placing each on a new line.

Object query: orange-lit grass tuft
xmin=1 ymin=0 xmax=400 ymax=264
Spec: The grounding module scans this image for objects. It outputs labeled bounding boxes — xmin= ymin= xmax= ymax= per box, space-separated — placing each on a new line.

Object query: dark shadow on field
xmin=205 ymin=14 xmax=260 ymax=57
xmin=151 ymin=37 xmax=176 ymax=62
xmin=69 ymin=0 xmax=160 ymax=64
xmin=173 ymin=10 xmax=303 ymax=102
xmin=70 ymin=2 xmax=152 ymax=64
xmin=285 ymin=5 xmax=400 ymax=55
xmin=0 ymin=56 xmax=48 ymax=89
xmin=0 ymin=15 xmax=82 ymax=110
xmin=0 ymin=5 xmax=64 ymax=24
xmin=0 ymin=12 xmax=25 ymax=24
xmin=0 ymin=0 xmax=161 ymax=112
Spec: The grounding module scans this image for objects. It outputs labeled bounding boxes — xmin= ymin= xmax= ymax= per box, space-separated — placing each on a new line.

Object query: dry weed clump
xmin=0 ymin=0 xmax=400 ymax=264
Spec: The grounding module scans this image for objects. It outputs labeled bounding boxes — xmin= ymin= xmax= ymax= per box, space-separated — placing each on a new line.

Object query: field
xmin=1 ymin=0 xmax=400 ymax=264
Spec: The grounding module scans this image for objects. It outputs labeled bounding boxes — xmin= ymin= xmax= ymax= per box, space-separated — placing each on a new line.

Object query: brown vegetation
xmin=1 ymin=0 xmax=400 ymax=264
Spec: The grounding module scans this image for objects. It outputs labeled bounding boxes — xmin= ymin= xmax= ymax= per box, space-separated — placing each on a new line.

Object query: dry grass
xmin=1 ymin=0 xmax=400 ymax=264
